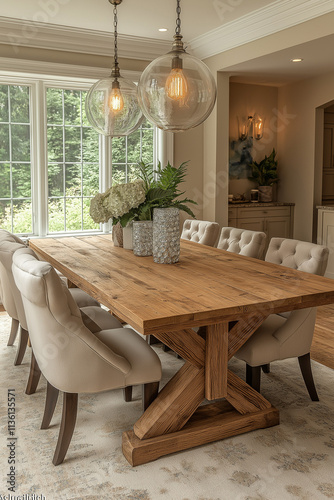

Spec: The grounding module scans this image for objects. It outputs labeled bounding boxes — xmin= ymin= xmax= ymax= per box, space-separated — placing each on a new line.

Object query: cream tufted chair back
xmin=0 ymin=231 xmax=29 ymax=358
xmin=181 ymin=219 xmax=220 ymax=247
xmin=0 ymin=230 xmax=27 ymax=328
xmin=217 ymin=227 xmax=266 ymax=259
xmin=236 ymin=237 xmax=329 ymax=401
xmin=0 ymin=229 xmax=100 ymax=367
xmin=265 ymin=237 xmax=329 ymax=275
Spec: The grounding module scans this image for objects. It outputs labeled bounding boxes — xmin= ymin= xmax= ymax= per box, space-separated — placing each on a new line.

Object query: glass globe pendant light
xmin=85 ymin=0 xmax=143 ymax=137
xmin=137 ymin=0 xmax=217 ymax=133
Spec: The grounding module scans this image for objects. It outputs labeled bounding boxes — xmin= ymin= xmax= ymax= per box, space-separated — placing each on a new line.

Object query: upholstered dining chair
xmin=217 ymin=227 xmax=266 ymax=259
xmin=0 ymin=230 xmax=101 ymax=364
xmin=12 ymin=247 xmax=162 ymax=465
xmin=0 ymin=230 xmax=103 ymax=388
xmin=181 ymin=219 xmax=220 ymax=247
xmin=234 ymin=237 xmax=329 ymax=401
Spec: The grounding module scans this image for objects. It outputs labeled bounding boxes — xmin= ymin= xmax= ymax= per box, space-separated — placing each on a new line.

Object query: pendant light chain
xmin=113 ymin=4 xmax=119 ymax=76
xmin=86 ymin=0 xmax=143 ymax=137
xmin=175 ymin=0 xmax=181 ymax=36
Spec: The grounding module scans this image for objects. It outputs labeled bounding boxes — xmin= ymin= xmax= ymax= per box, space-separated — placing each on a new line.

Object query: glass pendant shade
xmin=138 ymin=50 xmax=217 ymax=132
xmin=86 ymin=75 xmax=143 ymax=137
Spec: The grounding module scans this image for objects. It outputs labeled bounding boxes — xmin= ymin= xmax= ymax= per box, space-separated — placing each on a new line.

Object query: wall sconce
xmin=238 ymin=113 xmax=264 ymax=141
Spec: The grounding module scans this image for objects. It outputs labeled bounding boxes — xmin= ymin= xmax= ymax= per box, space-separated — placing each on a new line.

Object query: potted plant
xmin=248 ymin=148 xmax=279 ymax=202
xmin=89 ymin=161 xmax=196 ymax=254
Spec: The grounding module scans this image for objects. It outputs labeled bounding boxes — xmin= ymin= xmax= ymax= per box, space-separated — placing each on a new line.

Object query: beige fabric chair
xmin=181 ymin=219 xmax=220 ymax=247
xmin=0 ymin=230 xmax=100 ymax=351
xmin=12 ymin=248 xmax=162 ymax=465
xmin=217 ymin=227 xmax=266 ymax=259
xmin=0 ymin=232 xmax=32 ymax=365
xmin=235 ymin=237 xmax=329 ymax=400
xmin=0 ymin=230 xmax=104 ymax=391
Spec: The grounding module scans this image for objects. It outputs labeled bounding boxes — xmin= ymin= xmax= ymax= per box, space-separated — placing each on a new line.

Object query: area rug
xmin=0 ymin=312 xmax=334 ymax=500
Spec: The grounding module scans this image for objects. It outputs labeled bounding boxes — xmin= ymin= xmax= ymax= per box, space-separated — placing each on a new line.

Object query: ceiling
xmin=0 ymin=0 xmax=277 ymax=41
xmin=1 ymin=0 xmax=334 ymax=86
xmin=228 ymin=32 xmax=334 ymax=87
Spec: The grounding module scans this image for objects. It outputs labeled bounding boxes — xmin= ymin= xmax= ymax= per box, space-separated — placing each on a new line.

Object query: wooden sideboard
xmin=228 ymin=202 xmax=294 ymax=250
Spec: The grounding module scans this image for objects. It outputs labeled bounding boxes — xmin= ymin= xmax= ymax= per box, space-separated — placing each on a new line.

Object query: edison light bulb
xmin=109 ymin=80 xmax=124 ymax=113
xmin=165 ymin=55 xmax=188 ymax=102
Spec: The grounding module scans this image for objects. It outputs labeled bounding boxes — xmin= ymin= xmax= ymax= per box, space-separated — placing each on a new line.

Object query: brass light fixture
xmin=85 ymin=0 xmax=143 ymax=137
xmin=238 ymin=114 xmax=264 ymax=141
xmin=137 ymin=0 xmax=217 ymax=132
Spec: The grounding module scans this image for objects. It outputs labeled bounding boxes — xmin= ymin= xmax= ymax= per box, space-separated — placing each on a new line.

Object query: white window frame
xmin=0 ymin=59 xmax=173 ymax=237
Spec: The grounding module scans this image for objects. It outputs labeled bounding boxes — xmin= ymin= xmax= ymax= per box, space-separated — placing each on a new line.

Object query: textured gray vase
xmin=258 ymin=185 xmax=273 ymax=202
xmin=132 ymin=220 xmax=153 ymax=256
xmin=153 ymin=207 xmax=180 ymax=264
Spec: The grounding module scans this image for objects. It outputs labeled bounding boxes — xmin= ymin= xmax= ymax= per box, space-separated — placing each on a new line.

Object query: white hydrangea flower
xmin=105 ymin=180 xmax=146 ymax=218
xmin=89 ymin=193 xmax=110 ymax=223
xmin=90 ymin=180 xmax=146 ymax=223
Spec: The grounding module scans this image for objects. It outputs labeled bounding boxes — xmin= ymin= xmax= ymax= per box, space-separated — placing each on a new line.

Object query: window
xmin=112 ymin=120 xmax=154 ymax=185
xmin=0 ymin=76 xmax=159 ymax=237
xmin=46 ymin=87 xmax=100 ymax=232
xmin=0 ymin=84 xmax=32 ymax=233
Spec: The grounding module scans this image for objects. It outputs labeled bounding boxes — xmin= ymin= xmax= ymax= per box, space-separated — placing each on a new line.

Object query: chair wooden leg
xmin=25 ymin=350 xmax=41 ymax=395
xmin=246 ymin=364 xmax=261 ymax=392
xmin=41 ymin=382 xmax=60 ymax=429
xmin=147 ymin=335 xmax=160 ymax=345
xmin=7 ymin=318 xmax=19 ymax=346
xmin=142 ymin=381 xmax=159 ymax=412
xmin=52 ymin=392 xmax=78 ymax=466
xmin=298 ymin=353 xmax=319 ymax=401
xmin=14 ymin=328 xmax=29 ymax=366
xmin=262 ymin=363 xmax=271 ymax=373
xmin=123 ymin=386 xmax=133 ymax=402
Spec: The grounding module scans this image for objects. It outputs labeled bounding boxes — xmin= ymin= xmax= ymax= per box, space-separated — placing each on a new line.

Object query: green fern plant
xmin=117 ymin=161 xmax=197 ymax=226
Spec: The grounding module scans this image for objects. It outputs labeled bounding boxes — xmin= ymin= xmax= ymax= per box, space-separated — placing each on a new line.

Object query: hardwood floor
xmin=0 ymin=304 xmax=332 ymax=368
xmin=312 ymin=304 xmax=334 ymax=369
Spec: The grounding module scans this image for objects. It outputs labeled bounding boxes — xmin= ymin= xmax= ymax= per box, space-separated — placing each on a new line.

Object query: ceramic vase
xmin=122 ymin=223 xmax=133 ymax=250
xmin=112 ymin=222 xmax=123 ymax=247
xmin=258 ymin=186 xmax=273 ymax=202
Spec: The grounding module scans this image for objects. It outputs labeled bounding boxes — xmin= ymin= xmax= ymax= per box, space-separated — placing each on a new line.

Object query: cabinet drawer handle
xmin=263 ymin=211 xmax=268 ymax=214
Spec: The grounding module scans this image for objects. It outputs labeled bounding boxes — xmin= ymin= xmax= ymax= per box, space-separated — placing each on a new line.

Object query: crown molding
xmin=0 ymin=0 xmax=333 ymax=64
xmin=0 ymin=56 xmax=141 ymax=82
xmin=188 ymin=0 xmax=334 ymax=59
xmin=0 ymin=16 xmax=170 ymax=61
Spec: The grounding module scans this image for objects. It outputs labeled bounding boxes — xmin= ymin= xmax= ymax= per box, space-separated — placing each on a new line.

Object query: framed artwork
xmin=229 ymin=138 xmax=253 ymax=179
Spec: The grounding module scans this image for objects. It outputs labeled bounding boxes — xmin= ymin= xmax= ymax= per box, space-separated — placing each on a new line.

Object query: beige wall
xmin=278 ymin=71 xmax=334 ymax=241
xmin=174 ymin=125 xmax=204 ymax=221
xmin=202 ymin=72 xmax=229 ymax=226
xmin=229 ymin=82 xmax=278 ymax=200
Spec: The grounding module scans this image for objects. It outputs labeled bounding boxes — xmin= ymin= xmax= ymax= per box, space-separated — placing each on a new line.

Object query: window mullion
xmin=62 ymin=90 xmax=66 ymax=233
xmin=7 ymin=86 xmax=13 ymax=232
xmin=101 ymin=134 xmax=112 ymax=233
xmin=32 ymin=80 xmax=48 ymax=237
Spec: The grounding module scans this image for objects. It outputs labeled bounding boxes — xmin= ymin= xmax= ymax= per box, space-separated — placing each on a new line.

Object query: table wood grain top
xmin=29 ymin=235 xmax=334 ymax=334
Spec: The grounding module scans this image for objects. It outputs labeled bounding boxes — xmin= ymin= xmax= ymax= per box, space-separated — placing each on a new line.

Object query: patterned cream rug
xmin=0 ymin=312 xmax=334 ymax=500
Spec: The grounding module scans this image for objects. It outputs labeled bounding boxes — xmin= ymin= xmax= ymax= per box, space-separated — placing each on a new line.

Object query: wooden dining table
xmin=29 ymin=234 xmax=334 ymax=466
